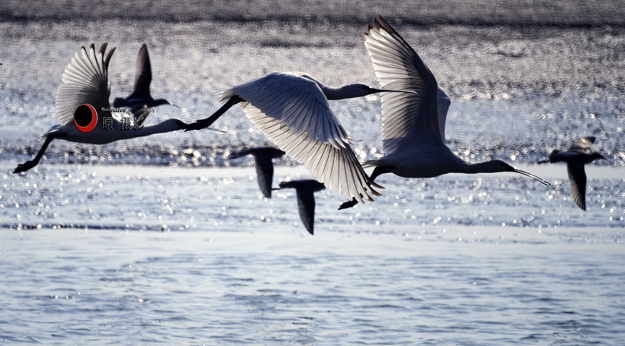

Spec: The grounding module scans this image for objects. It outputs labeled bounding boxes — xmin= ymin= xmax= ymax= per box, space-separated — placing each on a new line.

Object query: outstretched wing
xmin=222 ymin=73 xmax=382 ymax=204
xmin=364 ymin=15 xmax=447 ymax=154
xmin=281 ymin=179 xmax=325 ymax=235
xmin=296 ymin=189 xmax=317 ymax=235
xmin=226 ymin=72 xmax=349 ymax=149
xmin=55 ymin=43 xmax=115 ymax=126
xmin=253 ymin=153 xmax=276 ymax=198
xmin=129 ymin=44 xmax=152 ymax=99
xmin=567 ymin=162 xmax=588 ymax=210
xmin=436 ymin=87 xmax=451 ymax=143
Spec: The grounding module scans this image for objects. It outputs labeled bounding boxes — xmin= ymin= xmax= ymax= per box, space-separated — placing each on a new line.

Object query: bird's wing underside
xmin=364 ymin=16 xmax=446 ymax=154
xmin=226 ymin=73 xmax=349 ymax=149
xmin=55 ymin=43 xmax=115 ymax=126
xmin=241 ymin=103 xmax=381 ymax=204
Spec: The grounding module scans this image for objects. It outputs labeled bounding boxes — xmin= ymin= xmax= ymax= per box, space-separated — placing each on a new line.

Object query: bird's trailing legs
xmin=338 ymin=165 xmax=391 ymax=210
xmin=14 ymin=133 xmax=64 ymax=173
xmin=185 ymin=95 xmax=244 ymax=132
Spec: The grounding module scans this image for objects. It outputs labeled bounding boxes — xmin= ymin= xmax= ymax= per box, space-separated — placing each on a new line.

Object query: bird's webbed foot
xmin=338 ymin=197 xmax=359 ymax=210
xmin=14 ymin=160 xmax=37 ymax=173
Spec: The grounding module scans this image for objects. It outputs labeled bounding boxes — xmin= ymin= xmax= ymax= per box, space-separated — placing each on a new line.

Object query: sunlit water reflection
xmin=2 ymin=6 xmax=625 ymax=344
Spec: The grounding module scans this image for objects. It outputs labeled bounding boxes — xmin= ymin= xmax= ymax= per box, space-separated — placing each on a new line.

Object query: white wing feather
xmin=225 ymin=72 xmax=349 ymax=149
xmin=364 ymin=17 xmax=450 ymax=154
xmin=55 ymin=43 xmax=113 ymax=126
xmin=221 ymin=77 xmax=381 ymax=203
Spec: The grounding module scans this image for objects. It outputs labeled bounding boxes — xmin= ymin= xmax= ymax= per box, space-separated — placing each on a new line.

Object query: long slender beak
xmin=515 ymin=168 xmax=551 ymax=186
xmin=205 ymin=127 xmax=226 ymax=134
xmin=370 ymin=88 xmax=418 ymax=95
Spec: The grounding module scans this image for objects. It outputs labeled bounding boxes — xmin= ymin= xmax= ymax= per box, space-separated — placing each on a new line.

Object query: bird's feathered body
xmin=43 ymin=118 xmax=185 ymax=145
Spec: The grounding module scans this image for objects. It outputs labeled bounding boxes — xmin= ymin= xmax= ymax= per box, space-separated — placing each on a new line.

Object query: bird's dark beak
xmin=514 ymin=168 xmax=551 ymax=186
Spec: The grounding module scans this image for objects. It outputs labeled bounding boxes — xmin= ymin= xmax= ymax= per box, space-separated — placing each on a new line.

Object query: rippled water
xmin=2 ymin=228 xmax=624 ymax=345
xmin=1 ymin=164 xmax=624 ymax=344
xmin=2 ymin=1 xmax=625 ymax=345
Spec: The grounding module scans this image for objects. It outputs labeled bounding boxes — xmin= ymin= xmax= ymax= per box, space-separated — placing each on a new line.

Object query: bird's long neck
xmin=320 ymin=85 xmax=367 ymax=100
xmin=119 ymin=120 xmax=183 ymax=139
xmin=152 ymin=99 xmax=171 ymax=107
xmin=453 ymin=160 xmax=501 ymax=174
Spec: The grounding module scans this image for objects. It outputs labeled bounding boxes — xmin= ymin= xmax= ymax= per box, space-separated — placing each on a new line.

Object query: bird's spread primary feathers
xmin=55 ymin=43 xmax=115 ymax=127
xmin=364 ymin=17 xmax=448 ymax=155
xmin=222 ymin=73 xmax=350 ymax=148
xmin=219 ymin=72 xmax=382 ymax=204
xmin=334 ymin=16 xmax=549 ymax=210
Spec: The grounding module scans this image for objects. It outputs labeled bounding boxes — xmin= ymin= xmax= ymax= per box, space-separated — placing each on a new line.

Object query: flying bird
xmin=185 ymin=71 xmax=412 ymax=204
xmin=14 ymin=43 xmax=188 ymax=173
xmin=538 ymin=136 xmax=605 ymax=210
xmin=113 ymin=44 xmax=175 ymax=113
xmin=275 ymin=179 xmax=326 ymax=235
xmin=230 ymin=146 xmax=285 ymax=198
xmin=339 ymin=16 xmax=549 ymax=209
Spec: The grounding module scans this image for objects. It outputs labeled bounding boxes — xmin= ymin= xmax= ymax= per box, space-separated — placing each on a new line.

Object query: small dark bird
xmin=113 ymin=44 xmax=175 ymax=113
xmin=230 ymin=147 xmax=285 ymax=198
xmin=539 ymin=136 xmax=605 ymax=210
xmin=275 ymin=179 xmax=326 ymax=235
